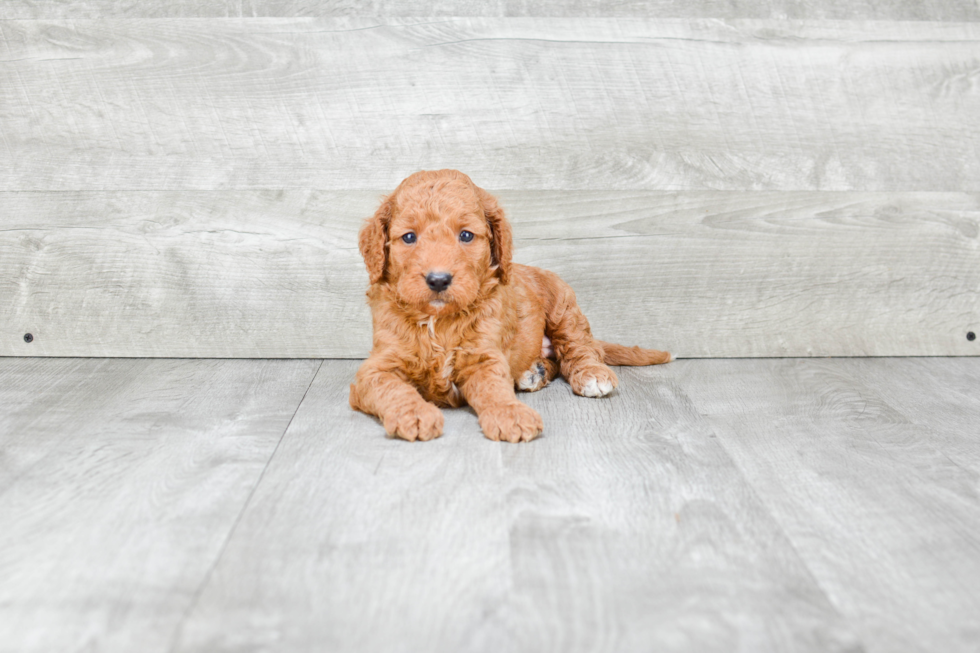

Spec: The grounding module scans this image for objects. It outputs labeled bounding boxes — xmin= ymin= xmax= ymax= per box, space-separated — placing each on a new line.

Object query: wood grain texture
xmin=841 ymin=357 xmax=980 ymax=474
xmin=2 ymin=0 xmax=979 ymax=20
xmin=2 ymin=358 xmax=978 ymax=651
xmin=0 ymin=357 xmax=320 ymax=653
xmin=2 ymin=19 xmax=980 ymax=191
xmin=2 ymin=190 xmax=977 ymax=358
xmin=680 ymin=358 xmax=980 ymax=653
xmin=170 ymin=359 xmax=859 ymax=653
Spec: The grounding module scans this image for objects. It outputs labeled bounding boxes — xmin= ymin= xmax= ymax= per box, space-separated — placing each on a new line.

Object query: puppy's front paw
xmin=479 ymin=401 xmax=543 ymax=443
xmin=569 ymin=364 xmax=618 ymax=398
xmin=382 ymin=400 xmax=444 ymax=442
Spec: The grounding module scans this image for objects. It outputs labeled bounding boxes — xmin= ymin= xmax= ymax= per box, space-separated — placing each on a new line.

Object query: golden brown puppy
xmin=350 ymin=169 xmax=671 ymax=443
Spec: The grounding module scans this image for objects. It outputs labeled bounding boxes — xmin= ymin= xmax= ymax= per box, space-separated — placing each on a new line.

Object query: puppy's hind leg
xmin=516 ymin=358 xmax=559 ymax=393
xmin=542 ymin=279 xmax=618 ymax=398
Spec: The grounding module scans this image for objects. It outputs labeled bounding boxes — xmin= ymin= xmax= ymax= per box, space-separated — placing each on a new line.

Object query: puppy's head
xmin=359 ymin=169 xmax=512 ymax=315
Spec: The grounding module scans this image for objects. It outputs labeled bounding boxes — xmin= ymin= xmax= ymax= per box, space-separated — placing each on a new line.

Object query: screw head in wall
xmin=24 ymin=333 xmax=33 ymax=343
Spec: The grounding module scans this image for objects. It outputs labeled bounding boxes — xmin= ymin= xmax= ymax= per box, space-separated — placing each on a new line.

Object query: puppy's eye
xmin=401 ymin=232 xmax=417 ymax=244
xmin=459 ymin=230 xmax=474 ymax=243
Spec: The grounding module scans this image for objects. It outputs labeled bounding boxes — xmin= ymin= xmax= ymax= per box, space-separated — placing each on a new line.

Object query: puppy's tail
xmin=597 ymin=341 xmax=672 ymax=366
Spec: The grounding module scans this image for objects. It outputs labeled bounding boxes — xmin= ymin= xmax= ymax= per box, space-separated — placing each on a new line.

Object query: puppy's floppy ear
xmin=359 ymin=198 xmax=391 ymax=284
xmin=476 ymin=186 xmax=512 ymax=285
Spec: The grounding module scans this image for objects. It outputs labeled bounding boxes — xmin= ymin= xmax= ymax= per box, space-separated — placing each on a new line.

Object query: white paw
xmin=581 ymin=377 xmax=614 ymax=398
xmin=518 ymin=368 xmax=539 ymax=390
xmin=518 ymin=362 xmax=547 ymax=392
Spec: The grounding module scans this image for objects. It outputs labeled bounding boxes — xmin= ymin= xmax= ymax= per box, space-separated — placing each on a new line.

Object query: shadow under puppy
xmin=350 ymin=169 xmax=671 ymax=443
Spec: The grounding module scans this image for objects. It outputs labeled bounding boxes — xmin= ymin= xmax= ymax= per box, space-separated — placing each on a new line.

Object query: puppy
xmin=349 ymin=169 xmax=671 ymax=443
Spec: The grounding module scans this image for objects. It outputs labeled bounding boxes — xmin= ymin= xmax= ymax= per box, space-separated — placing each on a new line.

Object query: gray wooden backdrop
xmin=2 ymin=4 xmax=978 ymax=357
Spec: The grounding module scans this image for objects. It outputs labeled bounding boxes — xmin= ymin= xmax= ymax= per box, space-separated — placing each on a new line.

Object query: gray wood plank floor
xmin=2 ymin=357 xmax=978 ymax=652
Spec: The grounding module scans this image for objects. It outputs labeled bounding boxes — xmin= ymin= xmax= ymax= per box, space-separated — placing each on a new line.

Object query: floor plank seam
xmin=688 ymin=405 xmax=862 ymax=645
xmin=163 ymin=358 xmax=324 ymax=653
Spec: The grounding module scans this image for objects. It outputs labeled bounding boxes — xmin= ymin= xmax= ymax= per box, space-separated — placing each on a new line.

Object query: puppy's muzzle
xmin=425 ymin=271 xmax=453 ymax=292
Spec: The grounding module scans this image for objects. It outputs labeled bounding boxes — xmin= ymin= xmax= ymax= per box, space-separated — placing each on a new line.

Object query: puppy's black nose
xmin=425 ymin=271 xmax=453 ymax=292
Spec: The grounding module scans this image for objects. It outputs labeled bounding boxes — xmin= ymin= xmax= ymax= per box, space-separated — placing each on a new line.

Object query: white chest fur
xmin=414 ymin=316 xmax=462 ymax=403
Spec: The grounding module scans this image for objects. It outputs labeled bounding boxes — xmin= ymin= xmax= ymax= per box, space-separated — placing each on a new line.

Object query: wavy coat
xmin=350 ymin=169 xmax=670 ymax=442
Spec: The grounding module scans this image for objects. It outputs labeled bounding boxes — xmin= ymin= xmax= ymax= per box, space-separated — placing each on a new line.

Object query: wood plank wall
xmin=1 ymin=4 xmax=978 ymax=357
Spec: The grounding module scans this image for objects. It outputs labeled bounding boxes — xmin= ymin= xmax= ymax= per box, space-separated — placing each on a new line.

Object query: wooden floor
xmin=1 ymin=357 xmax=978 ymax=652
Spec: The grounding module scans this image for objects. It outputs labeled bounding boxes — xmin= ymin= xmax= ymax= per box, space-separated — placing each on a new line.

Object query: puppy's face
xmin=387 ymin=179 xmax=492 ymax=315
xmin=359 ymin=170 xmax=512 ymax=317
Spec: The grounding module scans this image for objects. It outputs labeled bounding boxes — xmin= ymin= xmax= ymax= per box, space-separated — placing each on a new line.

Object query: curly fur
xmin=350 ymin=169 xmax=671 ymax=443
